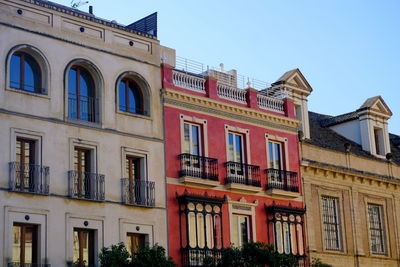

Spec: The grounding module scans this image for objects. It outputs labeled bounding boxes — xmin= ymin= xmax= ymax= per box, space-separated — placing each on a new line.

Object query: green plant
xmin=310 ymin=257 xmax=332 ymax=267
xmin=99 ymin=242 xmax=130 ymax=267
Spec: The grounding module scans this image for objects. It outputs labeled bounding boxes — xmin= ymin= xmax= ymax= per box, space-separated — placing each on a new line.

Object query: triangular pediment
xmin=274 ymin=68 xmax=312 ymax=92
xmin=359 ymin=96 xmax=392 ymax=116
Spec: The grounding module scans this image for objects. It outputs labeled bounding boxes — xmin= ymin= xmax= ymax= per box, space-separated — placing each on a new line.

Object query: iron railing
xmin=265 ymin=168 xmax=299 ymax=192
xmin=179 ymin=154 xmax=219 ymax=181
xmin=121 ymin=178 xmax=155 ymax=207
xmin=68 ymin=94 xmax=99 ymax=123
xmin=224 ymin=162 xmax=261 ymax=187
xmin=181 ymin=248 xmax=222 ymax=267
xmin=68 ymin=171 xmax=105 ymax=201
xmin=7 ymin=263 xmax=51 ymax=267
xmin=9 ymin=162 xmax=49 ymax=194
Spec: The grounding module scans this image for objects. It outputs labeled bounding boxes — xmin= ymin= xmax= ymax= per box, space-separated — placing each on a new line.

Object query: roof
xmin=305 ymin=112 xmax=400 ymax=165
xmin=19 ymin=0 xmax=158 ymax=39
xmin=320 ymin=111 xmax=359 ymax=127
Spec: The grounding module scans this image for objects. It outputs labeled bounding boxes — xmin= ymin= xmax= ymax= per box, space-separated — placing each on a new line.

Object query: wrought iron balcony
xmin=224 ymin=161 xmax=261 ymax=187
xmin=121 ymin=178 xmax=155 ymax=207
xmin=179 ymin=153 xmax=219 ymax=181
xmin=68 ymin=170 xmax=105 ymax=201
xmin=265 ymin=168 xmax=299 ymax=192
xmin=7 ymin=263 xmax=51 ymax=267
xmin=9 ymin=162 xmax=50 ymax=195
xmin=181 ymin=247 xmax=222 ymax=267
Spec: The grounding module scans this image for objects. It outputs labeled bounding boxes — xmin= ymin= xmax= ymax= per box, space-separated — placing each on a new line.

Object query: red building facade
xmin=162 ymin=59 xmax=308 ymax=266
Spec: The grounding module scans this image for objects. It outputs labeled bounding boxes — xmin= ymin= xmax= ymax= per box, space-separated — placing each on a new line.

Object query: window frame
xmin=12 ymin=223 xmax=39 ymax=264
xmin=73 ymin=227 xmax=95 ymax=267
xmin=180 ymin=115 xmax=208 ymax=156
xmin=118 ymin=78 xmax=144 ymax=115
xmin=6 ymin=44 xmax=50 ymax=97
xmin=365 ymin=200 xmax=388 ymax=256
xmin=320 ymin=195 xmax=342 ymax=251
xmin=265 ymin=134 xmax=289 ymax=170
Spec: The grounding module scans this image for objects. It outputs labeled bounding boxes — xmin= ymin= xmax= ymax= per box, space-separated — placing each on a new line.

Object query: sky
xmin=54 ymin=0 xmax=400 ymax=134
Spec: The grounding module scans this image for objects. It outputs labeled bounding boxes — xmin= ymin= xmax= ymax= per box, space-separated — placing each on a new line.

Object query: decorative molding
xmin=163 ymin=89 xmax=299 ymax=133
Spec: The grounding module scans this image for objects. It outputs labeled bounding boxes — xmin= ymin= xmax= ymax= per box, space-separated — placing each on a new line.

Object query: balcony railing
xmin=121 ymin=178 xmax=155 ymax=207
xmin=9 ymin=162 xmax=49 ymax=194
xmin=179 ymin=153 xmax=219 ymax=181
xmin=181 ymin=248 xmax=222 ymax=267
xmin=266 ymin=168 xmax=299 ymax=192
xmin=7 ymin=263 xmax=51 ymax=267
xmin=68 ymin=94 xmax=99 ymax=123
xmin=68 ymin=171 xmax=105 ymax=201
xmin=217 ymin=82 xmax=247 ymax=104
xmin=224 ymin=162 xmax=261 ymax=187
xmin=173 ymin=70 xmax=206 ymax=93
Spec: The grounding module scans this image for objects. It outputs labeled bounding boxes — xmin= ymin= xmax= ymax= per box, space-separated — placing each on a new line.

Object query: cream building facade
xmin=0 ymin=0 xmax=173 ymax=266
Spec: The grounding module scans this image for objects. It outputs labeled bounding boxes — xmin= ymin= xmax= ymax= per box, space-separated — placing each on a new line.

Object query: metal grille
xmin=368 ymin=204 xmax=386 ymax=254
xmin=266 ymin=168 xmax=299 ymax=192
xmin=224 ymin=162 xmax=261 ymax=187
xmin=68 ymin=171 xmax=105 ymax=201
xmin=127 ymin=12 xmax=157 ymax=37
xmin=7 ymin=263 xmax=51 ymax=267
xmin=321 ymin=196 xmax=341 ymax=250
xmin=121 ymin=179 xmax=155 ymax=207
xmin=179 ymin=154 xmax=219 ymax=181
xmin=9 ymin=162 xmax=50 ymax=194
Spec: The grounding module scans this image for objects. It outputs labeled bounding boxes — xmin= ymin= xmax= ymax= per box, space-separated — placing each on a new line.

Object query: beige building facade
xmin=0 ymin=0 xmax=172 ymax=266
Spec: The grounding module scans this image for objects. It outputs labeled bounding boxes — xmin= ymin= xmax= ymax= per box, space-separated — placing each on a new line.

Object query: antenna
xmin=71 ymin=0 xmax=89 ymax=9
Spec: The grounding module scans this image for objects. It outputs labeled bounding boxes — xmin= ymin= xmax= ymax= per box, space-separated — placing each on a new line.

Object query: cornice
xmin=301 ymin=158 xmax=400 ymax=189
xmin=163 ymin=89 xmax=299 ymax=133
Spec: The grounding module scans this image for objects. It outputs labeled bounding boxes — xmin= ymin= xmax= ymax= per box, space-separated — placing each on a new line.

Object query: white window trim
xmin=227 ymin=197 xmax=258 ymax=246
xmin=69 ymin=138 xmax=99 ymax=174
xmin=3 ymin=206 xmax=49 ymax=266
xmin=66 ymin=213 xmax=104 ymax=265
xmin=265 ymin=134 xmax=289 ymax=170
xmin=225 ymin=125 xmax=251 ymax=164
xmin=317 ymin=188 xmax=346 ymax=253
xmin=10 ymin=128 xmax=45 ymax=165
xmin=180 ymin=114 xmax=208 ymax=156
xmin=121 ymin=147 xmax=149 ymax=181
xmin=364 ymin=197 xmax=389 ymax=257
xmin=119 ymin=219 xmax=154 ymax=248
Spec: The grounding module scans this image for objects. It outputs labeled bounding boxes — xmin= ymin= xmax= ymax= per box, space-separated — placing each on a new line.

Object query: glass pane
xmin=228 ymin=133 xmax=234 ymax=161
xmin=268 ymin=142 xmax=274 ymax=168
xmin=73 ymin=230 xmax=79 ymax=263
xmin=188 ymin=212 xmax=197 ymax=248
xmin=206 ymin=214 xmax=214 ymax=248
xmin=119 ymin=81 xmax=126 ymax=111
xmin=283 ymin=222 xmax=290 ymax=254
xmin=16 ymin=140 xmax=22 ymax=163
xmin=231 ymin=214 xmax=239 ymax=247
xmin=184 ymin=123 xmax=190 ymax=154
xmin=192 ymin=125 xmax=200 ymax=156
xmin=24 ymin=54 xmax=41 ymax=92
xmin=12 ymin=225 xmax=21 ymax=262
xmin=239 ymin=216 xmax=249 ymax=245
xmin=235 ymin=135 xmax=243 ymax=163
xmin=79 ymin=68 xmax=94 ymax=97
xmin=274 ymin=143 xmax=281 ymax=170
xmin=10 ymin=54 xmax=21 ymax=89
xmin=197 ymin=213 xmax=205 ymax=248
xmin=68 ymin=68 xmax=77 ymax=119
xmin=128 ymin=84 xmax=136 ymax=113
xmin=214 ymin=215 xmax=222 ymax=249
xmin=24 ymin=226 xmax=34 ymax=263
xmin=275 ymin=221 xmax=284 ymax=254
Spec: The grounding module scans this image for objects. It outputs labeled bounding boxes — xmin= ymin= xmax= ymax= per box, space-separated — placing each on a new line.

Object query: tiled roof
xmin=319 ymin=111 xmax=359 ymax=127
xmin=305 ymin=112 xmax=400 ymax=165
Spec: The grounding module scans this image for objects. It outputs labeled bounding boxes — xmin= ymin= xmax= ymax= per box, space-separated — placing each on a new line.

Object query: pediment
xmin=275 ymin=68 xmax=312 ymax=92
xmin=359 ymin=96 xmax=392 ymax=116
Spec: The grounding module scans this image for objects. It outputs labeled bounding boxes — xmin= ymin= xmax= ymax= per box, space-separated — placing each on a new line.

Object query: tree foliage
xmin=99 ymin=243 xmax=176 ymax=267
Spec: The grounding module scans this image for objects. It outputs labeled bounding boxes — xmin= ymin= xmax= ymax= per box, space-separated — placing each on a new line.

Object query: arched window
xmin=10 ymin=51 xmax=43 ymax=93
xmin=68 ymin=65 xmax=97 ymax=122
xmin=118 ymin=78 xmax=144 ymax=115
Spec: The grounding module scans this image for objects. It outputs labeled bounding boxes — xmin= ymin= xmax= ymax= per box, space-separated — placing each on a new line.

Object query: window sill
xmin=9 ymin=189 xmax=50 ymax=196
xmin=116 ymin=109 xmax=152 ymax=120
xmin=6 ymin=86 xmax=50 ymax=99
xmin=179 ymin=176 xmax=220 ymax=187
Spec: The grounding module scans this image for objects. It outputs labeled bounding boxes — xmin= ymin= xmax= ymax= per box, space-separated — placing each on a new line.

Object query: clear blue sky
xmin=55 ymin=0 xmax=400 ymax=134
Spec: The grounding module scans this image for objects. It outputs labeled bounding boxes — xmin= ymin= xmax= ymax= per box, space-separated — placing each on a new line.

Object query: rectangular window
xmin=368 ymin=204 xmax=386 ymax=254
xmin=123 ymin=155 xmax=151 ymax=206
xmin=73 ymin=228 xmax=95 ymax=267
xmin=374 ymin=128 xmax=384 ymax=156
xmin=126 ymin=233 xmax=146 ymax=255
xmin=15 ymin=138 xmax=36 ymax=191
xmin=184 ymin=122 xmax=201 ymax=156
xmin=74 ymin=147 xmax=92 ymax=198
xmin=268 ymin=141 xmax=282 ymax=170
xmin=12 ymin=223 xmax=38 ymax=264
xmin=231 ymin=214 xmax=250 ymax=247
xmin=228 ymin=132 xmax=244 ymax=163
xmin=321 ymin=196 xmax=341 ymax=250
